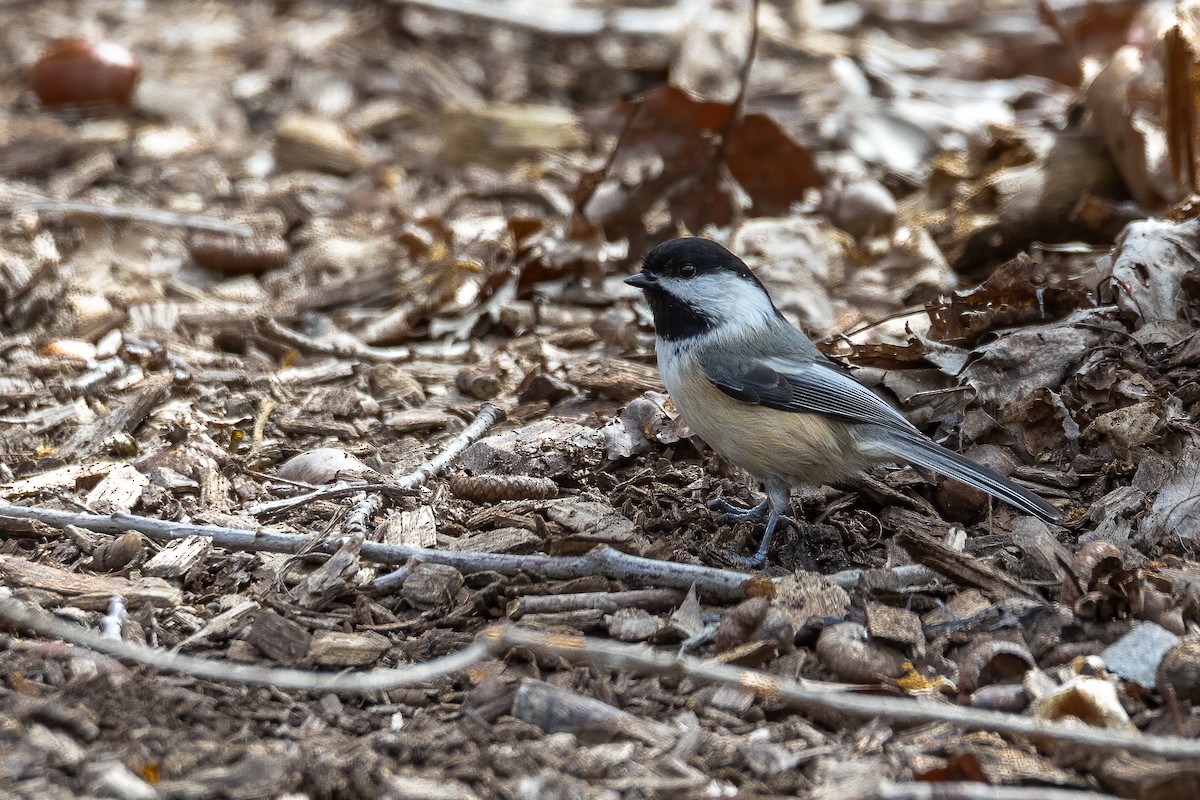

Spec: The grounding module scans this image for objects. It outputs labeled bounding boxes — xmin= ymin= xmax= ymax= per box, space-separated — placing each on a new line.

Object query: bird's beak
xmin=624 ymin=272 xmax=654 ymax=289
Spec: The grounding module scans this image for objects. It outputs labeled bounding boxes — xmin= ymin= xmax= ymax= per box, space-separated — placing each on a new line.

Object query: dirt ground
xmin=2 ymin=1 xmax=1200 ymax=798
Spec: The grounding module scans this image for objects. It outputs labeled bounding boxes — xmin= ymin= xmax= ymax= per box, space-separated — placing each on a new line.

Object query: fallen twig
xmin=19 ymin=200 xmax=254 ymax=236
xmin=391 ymin=403 xmax=504 ymax=490
xmin=483 ymin=626 xmax=1200 ymax=759
xmin=346 ymin=492 xmax=384 ymax=536
xmin=894 ymin=530 xmax=1040 ymax=601
xmin=259 ymin=318 xmax=411 ymax=363
xmin=0 ymin=504 xmax=756 ymax=601
xmin=825 ymin=563 xmax=941 ymax=591
xmin=5 ymin=597 xmax=1199 ymax=760
xmin=507 ymin=588 xmax=684 ymax=618
xmin=245 ymin=402 xmax=502 ymax=516
xmin=396 ymin=0 xmax=697 ymax=36
xmin=876 ymin=783 xmax=1123 ymax=800
xmin=0 ymin=595 xmax=489 ymax=692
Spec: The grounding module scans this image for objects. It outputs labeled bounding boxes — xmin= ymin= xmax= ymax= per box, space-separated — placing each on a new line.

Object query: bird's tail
xmin=889 ymin=435 xmax=1061 ymax=522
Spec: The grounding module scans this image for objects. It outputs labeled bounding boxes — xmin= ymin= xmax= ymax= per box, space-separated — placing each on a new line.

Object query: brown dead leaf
xmin=928 ymin=254 xmax=1096 ymax=345
xmin=575 ymin=85 xmax=822 ymax=249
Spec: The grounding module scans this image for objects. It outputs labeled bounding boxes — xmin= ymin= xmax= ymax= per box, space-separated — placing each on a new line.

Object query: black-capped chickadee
xmin=625 ymin=237 xmax=1060 ymax=568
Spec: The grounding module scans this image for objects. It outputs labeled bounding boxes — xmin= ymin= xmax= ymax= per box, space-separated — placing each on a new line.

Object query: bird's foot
xmin=725 ymin=513 xmax=799 ymax=569
xmin=707 ymin=497 xmax=769 ymax=524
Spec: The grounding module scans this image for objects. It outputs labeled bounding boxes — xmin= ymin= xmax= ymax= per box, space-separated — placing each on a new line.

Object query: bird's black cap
xmin=634 ymin=237 xmax=762 ymax=284
xmin=624 ymin=237 xmax=775 ymax=341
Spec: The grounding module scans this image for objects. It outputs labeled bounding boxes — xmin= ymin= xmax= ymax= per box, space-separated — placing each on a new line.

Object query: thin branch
xmin=9 ymin=591 xmax=1200 ymax=759
xmin=259 ymin=318 xmax=411 ymax=363
xmin=391 ymin=403 xmax=504 ymax=490
xmin=0 ymin=596 xmax=489 ymax=692
xmin=481 ymin=626 xmax=1200 ymax=760
xmin=346 ymin=492 xmax=384 ymax=536
xmin=824 ymin=563 xmax=940 ymax=591
xmin=833 ymin=305 xmax=928 ymax=340
xmin=245 ymin=402 xmax=502 ymax=516
xmin=246 ymin=481 xmax=374 ymax=516
xmin=507 ymin=588 xmax=685 ymax=619
xmin=18 ymin=200 xmax=254 ymax=236
xmin=877 ymin=783 xmax=1124 ymax=800
xmin=0 ymin=504 xmax=756 ymax=601
xmin=396 ymin=0 xmax=696 ymax=36
xmin=727 ymin=0 xmax=761 ymax=124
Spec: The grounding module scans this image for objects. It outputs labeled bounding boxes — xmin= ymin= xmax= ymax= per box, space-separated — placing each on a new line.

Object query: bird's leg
xmin=707 ymin=496 xmax=769 ymax=523
xmin=727 ymin=477 xmax=797 ymax=569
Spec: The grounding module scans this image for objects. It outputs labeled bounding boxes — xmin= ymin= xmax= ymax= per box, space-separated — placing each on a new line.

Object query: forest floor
xmin=2 ymin=1 xmax=1200 ymax=798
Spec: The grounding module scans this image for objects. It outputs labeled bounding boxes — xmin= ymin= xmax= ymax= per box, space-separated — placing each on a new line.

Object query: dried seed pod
xmin=715 ymin=597 xmax=770 ymax=653
xmin=1072 ymin=540 xmax=1124 ymax=589
xmin=449 ymin=472 xmax=558 ymax=503
xmin=92 ymin=531 xmax=145 ymax=572
xmin=189 ymin=230 xmax=290 ymax=275
xmin=275 ymin=113 xmax=365 ymax=175
xmin=1074 ymin=590 xmax=1113 ymax=621
xmin=27 ymin=37 xmax=141 ymax=112
xmin=1031 ymin=677 xmax=1134 ymax=729
xmin=1157 ymin=637 xmax=1200 ymax=702
xmin=816 ymin=622 xmax=907 ymax=683
xmin=1135 ymin=584 xmax=1185 ymax=634
xmin=455 ymin=366 xmax=501 ymax=400
xmin=956 ymin=639 xmax=1035 ymax=694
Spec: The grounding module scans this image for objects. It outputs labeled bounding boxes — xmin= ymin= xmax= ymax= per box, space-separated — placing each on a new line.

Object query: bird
xmin=624 ymin=236 xmax=1061 ymax=568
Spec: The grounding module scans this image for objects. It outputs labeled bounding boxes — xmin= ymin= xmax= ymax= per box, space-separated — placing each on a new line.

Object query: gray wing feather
xmin=697 ymin=350 xmax=1060 ymax=522
xmin=700 ymin=351 xmax=919 ymax=434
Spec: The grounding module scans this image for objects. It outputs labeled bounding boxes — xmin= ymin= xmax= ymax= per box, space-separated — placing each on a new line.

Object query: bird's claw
xmin=726 ymin=550 xmax=768 ymax=569
xmin=707 ymin=497 xmax=768 ymax=523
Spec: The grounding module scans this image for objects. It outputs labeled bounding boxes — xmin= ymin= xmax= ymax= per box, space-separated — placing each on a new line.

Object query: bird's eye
xmin=679 ymin=264 xmax=696 ymax=278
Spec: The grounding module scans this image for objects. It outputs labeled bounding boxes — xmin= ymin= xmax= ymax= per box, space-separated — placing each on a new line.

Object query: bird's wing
xmin=698 ymin=351 xmax=920 ymax=434
xmin=698 ymin=349 xmax=1062 ymax=522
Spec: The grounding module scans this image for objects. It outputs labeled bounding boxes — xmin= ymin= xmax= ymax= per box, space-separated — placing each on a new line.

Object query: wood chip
xmin=382 ymin=408 xmax=459 ymax=434
xmin=307 ymin=630 xmax=389 ymax=667
xmin=865 ymin=601 xmax=925 ymax=656
xmin=384 ymin=776 xmax=481 ymax=800
xmin=400 ymin=562 xmax=464 ymax=608
xmin=446 ymin=526 xmax=542 ymax=554
xmin=59 ymin=376 xmax=172 ymax=459
xmin=605 ymin=608 xmax=663 ymax=642
xmin=512 ymin=678 xmax=674 ymax=747
xmin=923 ymin=589 xmax=993 ymax=627
xmin=377 ymin=506 xmax=437 ymax=548
xmin=566 ymin=357 xmax=664 ymax=400
xmin=0 ymin=460 xmax=120 ymax=498
xmin=242 ymin=608 xmax=311 ymax=663
xmin=544 ymin=498 xmax=650 ymax=554
xmin=0 ymin=554 xmax=179 ymax=609
xmin=83 ymin=463 xmax=149 ymax=514
xmin=175 ymin=600 xmax=260 ymax=650
xmin=143 ymin=535 xmax=211 ymax=580
xmin=894 ymin=529 xmax=1040 ymax=601
xmin=458 ymin=419 xmax=605 ymax=479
